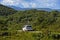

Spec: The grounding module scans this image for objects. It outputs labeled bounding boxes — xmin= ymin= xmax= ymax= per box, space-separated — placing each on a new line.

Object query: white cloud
xmin=21 ymin=2 xmax=37 ymax=8
xmin=1 ymin=0 xmax=14 ymax=5
xmin=0 ymin=0 xmax=58 ymax=8
xmin=0 ymin=0 xmax=23 ymax=6
xmin=21 ymin=3 xmax=30 ymax=8
xmin=34 ymin=0 xmax=57 ymax=8
xmin=30 ymin=3 xmax=36 ymax=8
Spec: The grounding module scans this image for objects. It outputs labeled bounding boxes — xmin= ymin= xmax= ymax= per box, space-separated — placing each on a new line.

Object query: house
xmin=22 ymin=25 xmax=33 ymax=31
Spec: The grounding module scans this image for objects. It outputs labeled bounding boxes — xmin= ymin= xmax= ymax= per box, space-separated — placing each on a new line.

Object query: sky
xmin=0 ymin=0 xmax=60 ymax=9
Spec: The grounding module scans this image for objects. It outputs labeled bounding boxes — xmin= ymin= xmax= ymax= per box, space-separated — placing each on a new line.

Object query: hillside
xmin=0 ymin=4 xmax=17 ymax=16
xmin=0 ymin=4 xmax=60 ymax=40
xmin=7 ymin=10 xmax=60 ymax=31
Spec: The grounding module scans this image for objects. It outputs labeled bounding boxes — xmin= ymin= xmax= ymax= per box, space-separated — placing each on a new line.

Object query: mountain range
xmin=8 ymin=6 xmax=52 ymax=11
xmin=7 ymin=5 xmax=60 ymax=11
xmin=0 ymin=4 xmax=60 ymax=11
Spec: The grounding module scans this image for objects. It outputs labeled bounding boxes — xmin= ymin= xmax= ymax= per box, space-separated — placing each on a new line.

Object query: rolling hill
xmin=0 ymin=4 xmax=17 ymax=16
xmin=0 ymin=4 xmax=60 ymax=40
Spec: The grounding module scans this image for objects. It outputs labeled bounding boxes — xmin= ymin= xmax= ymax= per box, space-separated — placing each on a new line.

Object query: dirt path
xmin=17 ymin=30 xmax=42 ymax=33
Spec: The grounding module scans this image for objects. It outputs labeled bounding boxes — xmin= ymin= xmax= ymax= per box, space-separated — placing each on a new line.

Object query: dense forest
xmin=0 ymin=4 xmax=60 ymax=40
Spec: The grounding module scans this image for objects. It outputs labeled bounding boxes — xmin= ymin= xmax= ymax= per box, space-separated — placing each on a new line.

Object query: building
xmin=22 ymin=25 xmax=33 ymax=31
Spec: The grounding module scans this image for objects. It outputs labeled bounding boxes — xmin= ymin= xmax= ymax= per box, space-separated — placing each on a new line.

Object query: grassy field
xmin=0 ymin=30 xmax=60 ymax=40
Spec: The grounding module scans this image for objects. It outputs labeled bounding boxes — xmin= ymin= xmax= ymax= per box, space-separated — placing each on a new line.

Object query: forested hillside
xmin=7 ymin=10 xmax=60 ymax=31
xmin=0 ymin=4 xmax=17 ymax=16
xmin=0 ymin=4 xmax=60 ymax=40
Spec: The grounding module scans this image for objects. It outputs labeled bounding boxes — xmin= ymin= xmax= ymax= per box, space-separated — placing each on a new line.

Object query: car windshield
xmin=27 ymin=26 xmax=31 ymax=27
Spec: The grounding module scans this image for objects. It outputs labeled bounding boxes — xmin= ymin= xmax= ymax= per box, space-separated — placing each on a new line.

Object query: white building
xmin=22 ymin=25 xmax=33 ymax=31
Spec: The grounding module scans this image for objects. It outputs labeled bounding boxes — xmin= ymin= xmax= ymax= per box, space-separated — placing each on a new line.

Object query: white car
xmin=22 ymin=25 xmax=33 ymax=31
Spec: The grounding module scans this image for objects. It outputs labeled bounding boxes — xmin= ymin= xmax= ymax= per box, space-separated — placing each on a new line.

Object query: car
xmin=22 ymin=25 xmax=33 ymax=31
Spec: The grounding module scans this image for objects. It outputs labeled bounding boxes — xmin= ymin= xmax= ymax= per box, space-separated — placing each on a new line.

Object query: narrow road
xmin=17 ymin=30 xmax=42 ymax=33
